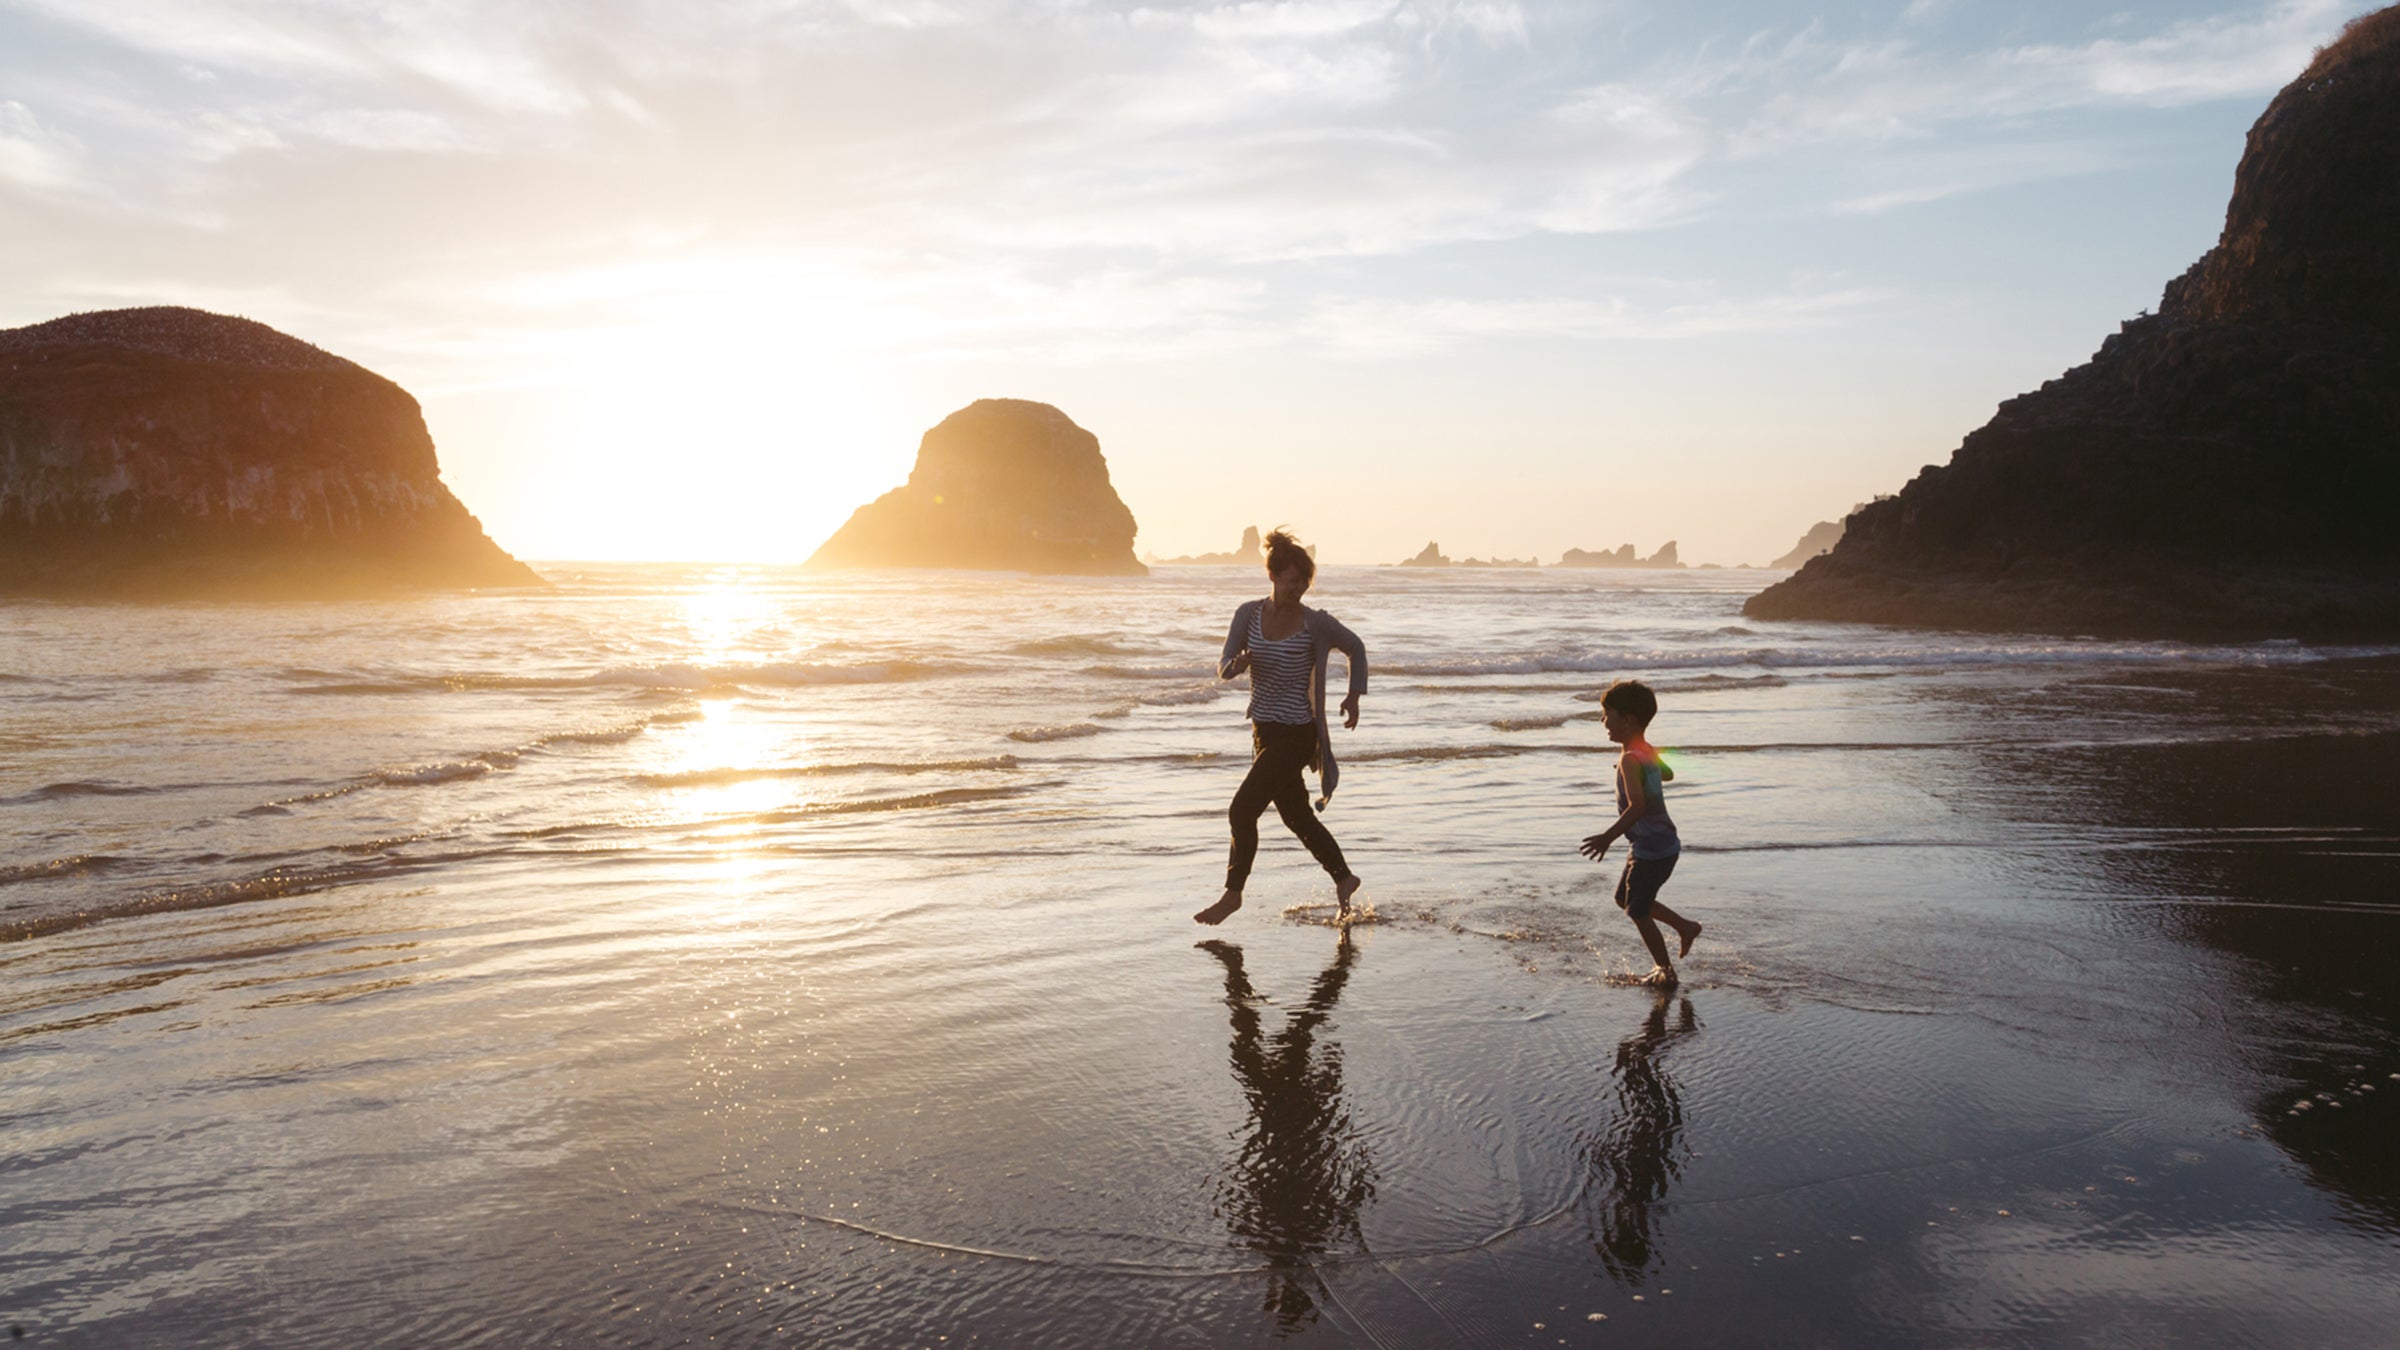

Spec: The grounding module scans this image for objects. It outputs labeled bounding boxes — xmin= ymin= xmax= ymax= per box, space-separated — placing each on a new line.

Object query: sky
xmin=0 ymin=0 xmax=2380 ymax=565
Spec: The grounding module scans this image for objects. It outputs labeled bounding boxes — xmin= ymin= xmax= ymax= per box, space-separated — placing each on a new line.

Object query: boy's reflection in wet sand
xmin=1583 ymin=989 xmax=1699 ymax=1285
xmin=1198 ymin=933 xmax=1377 ymax=1331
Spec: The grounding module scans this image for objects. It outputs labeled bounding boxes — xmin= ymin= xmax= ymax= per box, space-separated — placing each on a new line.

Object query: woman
xmin=1195 ymin=529 xmax=1366 ymax=925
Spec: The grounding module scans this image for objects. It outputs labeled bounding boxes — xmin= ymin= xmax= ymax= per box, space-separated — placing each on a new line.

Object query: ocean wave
xmin=1136 ymin=686 xmax=1223 ymax=707
xmin=748 ymin=782 xmax=1055 ymax=821
xmin=265 ymin=713 xmax=682 ymax=808
xmin=0 ymin=853 xmax=125 ymax=888
xmin=509 ymin=781 xmax=1057 ymax=841
xmin=1672 ymin=740 xmax=1981 ymax=755
xmin=1377 ymin=641 xmax=2398 ymax=677
xmin=281 ymin=659 xmax=967 ymax=696
xmin=1647 ymin=673 xmax=1789 ymax=692
xmin=1008 ymin=723 xmax=1105 ymax=743
xmin=636 ymin=755 xmax=1021 ymax=789
xmin=1344 ymin=744 xmax=1589 ymax=764
xmin=1083 ymin=663 xmax=1214 ymax=681
xmin=0 ymin=856 xmax=435 ymax=943
xmin=587 ymin=659 xmax=966 ymax=690
xmin=372 ymin=761 xmax=494 ymax=788
xmin=1010 ymin=636 xmax=1139 ymax=658
xmin=9 ymin=780 xmax=162 ymax=802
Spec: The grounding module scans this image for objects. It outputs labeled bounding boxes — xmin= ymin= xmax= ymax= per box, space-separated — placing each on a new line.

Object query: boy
xmin=1579 ymin=679 xmax=1701 ymax=985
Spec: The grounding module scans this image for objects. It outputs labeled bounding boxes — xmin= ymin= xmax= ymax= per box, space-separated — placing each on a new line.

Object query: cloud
xmin=0 ymin=99 xmax=82 ymax=192
xmin=1720 ymin=0 xmax=2357 ymax=152
xmin=1303 ymin=285 xmax=1885 ymax=358
xmin=0 ymin=0 xmax=2365 ymax=378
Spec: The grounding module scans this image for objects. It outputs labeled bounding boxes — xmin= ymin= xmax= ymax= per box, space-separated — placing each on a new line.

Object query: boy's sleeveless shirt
xmin=1615 ymin=742 xmax=1681 ymax=860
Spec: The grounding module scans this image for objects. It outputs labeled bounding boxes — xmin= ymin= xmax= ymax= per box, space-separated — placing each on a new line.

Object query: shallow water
xmin=3 ymin=565 xmax=2397 ymax=1346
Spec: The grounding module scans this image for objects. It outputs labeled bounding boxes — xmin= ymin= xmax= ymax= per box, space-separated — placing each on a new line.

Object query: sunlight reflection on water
xmin=1 ymin=566 xmax=2396 ymax=1345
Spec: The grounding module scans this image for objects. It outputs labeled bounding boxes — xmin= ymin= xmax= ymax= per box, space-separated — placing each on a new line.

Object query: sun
xmin=495 ymin=263 xmax=919 ymax=564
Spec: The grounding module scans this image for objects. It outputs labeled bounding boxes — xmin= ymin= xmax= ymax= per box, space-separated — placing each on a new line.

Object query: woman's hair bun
xmin=1263 ymin=527 xmax=1316 ymax=585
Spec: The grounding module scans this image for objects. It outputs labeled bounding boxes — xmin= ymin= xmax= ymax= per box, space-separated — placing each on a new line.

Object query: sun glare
xmin=547 ymin=293 xmax=899 ymax=562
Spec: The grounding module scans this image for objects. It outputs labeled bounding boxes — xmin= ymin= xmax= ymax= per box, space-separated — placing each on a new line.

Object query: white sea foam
xmin=1008 ymin=723 xmax=1106 ymax=742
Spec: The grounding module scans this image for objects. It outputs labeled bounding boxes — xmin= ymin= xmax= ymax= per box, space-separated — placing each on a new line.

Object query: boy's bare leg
xmin=1195 ymin=888 xmax=1243 ymax=925
xmin=1632 ymin=914 xmax=1676 ymax=980
xmin=1335 ymin=873 xmax=1363 ymax=919
xmin=1648 ymin=901 xmax=1703 ymax=958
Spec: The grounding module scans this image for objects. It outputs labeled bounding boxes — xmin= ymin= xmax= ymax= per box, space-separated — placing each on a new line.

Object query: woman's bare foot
xmin=1195 ymin=889 xmax=1243 ymax=925
xmin=1639 ymin=964 xmax=1679 ymax=987
xmin=1334 ymin=874 xmax=1364 ymax=918
xmin=1675 ymin=920 xmax=1702 ymax=959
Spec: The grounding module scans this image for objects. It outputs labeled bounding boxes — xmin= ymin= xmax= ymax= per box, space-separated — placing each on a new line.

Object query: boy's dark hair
xmin=1600 ymin=679 xmax=1658 ymax=725
xmin=1263 ymin=527 xmax=1315 ymax=586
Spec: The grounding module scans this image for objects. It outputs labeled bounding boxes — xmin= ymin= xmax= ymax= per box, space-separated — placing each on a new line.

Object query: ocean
xmin=5 ymin=563 xmax=2397 ymax=1346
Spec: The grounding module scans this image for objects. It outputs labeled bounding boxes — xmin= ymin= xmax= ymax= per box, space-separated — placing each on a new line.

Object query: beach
xmin=4 ymin=565 xmax=2397 ymax=1345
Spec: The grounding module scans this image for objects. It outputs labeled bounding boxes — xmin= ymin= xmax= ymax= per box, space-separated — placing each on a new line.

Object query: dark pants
xmin=1226 ymin=720 xmax=1350 ymax=891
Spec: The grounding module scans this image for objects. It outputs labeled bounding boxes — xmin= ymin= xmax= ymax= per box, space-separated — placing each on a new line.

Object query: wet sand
xmin=3 ymin=575 xmax=2396 ymax=1345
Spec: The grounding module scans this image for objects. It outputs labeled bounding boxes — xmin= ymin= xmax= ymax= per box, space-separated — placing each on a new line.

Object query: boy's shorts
xmin=1615 ymin=855 xmax=1678 ymax=921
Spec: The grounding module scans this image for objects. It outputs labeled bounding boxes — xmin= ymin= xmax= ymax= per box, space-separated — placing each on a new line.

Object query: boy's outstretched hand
xmin=1579 ymin=833 xmax=1613 ymax=861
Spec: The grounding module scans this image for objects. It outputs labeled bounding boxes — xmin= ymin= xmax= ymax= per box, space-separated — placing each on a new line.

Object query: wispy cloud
xmin=1716 ymin=0 xmax=2354 ymax=152
xmin=0 ymin=98 xmax=82 ymax=192
xmin=0 ymin=0 xmax=2368 ymax=370
xmin=1303 ymin=285 xmax=1886 ymax=358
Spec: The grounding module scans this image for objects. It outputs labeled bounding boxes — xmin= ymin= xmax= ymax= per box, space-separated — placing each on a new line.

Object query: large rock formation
xmin=807 ymin=399 xmax=1144 ymax=575
xmin=1747 ymin=9 xmax=2400 ymax=639
xmin=0 ymin=307 xmax=540 ymax=597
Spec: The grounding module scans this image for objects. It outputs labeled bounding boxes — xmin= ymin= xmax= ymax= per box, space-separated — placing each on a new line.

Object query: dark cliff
xmin=1746 ymin=8 xmax=2400 ymax=639
xmin=0 ymin=307 xmax=540 ymax=597
xmin=806 ymin=399 xmax=1145 ymax=576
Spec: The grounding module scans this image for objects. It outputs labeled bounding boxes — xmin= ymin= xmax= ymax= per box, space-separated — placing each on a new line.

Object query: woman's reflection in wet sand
xmin=1583 ymin=988 xmax=1699 ymax=1285
xmin=1198 ymin=934 xmax=1377 ymax=1332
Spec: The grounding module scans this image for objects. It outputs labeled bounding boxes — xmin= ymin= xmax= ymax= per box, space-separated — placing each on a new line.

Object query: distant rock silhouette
xmin=1748 ymin=8 xmax=2400 ymax=639
xmin=1155 ymin=525 xmax=1264 ymax=566
xmin=1395 ymin=541 xmax=1536 ymax=568
xmin=1768 ymin=512 xmax=1856 ymax=570
xmin=807 ymin=399 xmax=1144 ymax=576
xmin=1556 ymin=542 xmax=1683 ymax=569
xmin=0 ymin=306 xmax=541 ymax=598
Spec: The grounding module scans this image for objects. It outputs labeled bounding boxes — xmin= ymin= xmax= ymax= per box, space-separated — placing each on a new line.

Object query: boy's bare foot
xmin=1676 ymin=920 xmax=1702 ymax=959
xmin=1335 ymin=874 xmax=1363 ymax=917
xmin=1639 ymin=965 xmax=1679 ymax=987
xmin=1195 ymin=889 xmax=1243 ymax=925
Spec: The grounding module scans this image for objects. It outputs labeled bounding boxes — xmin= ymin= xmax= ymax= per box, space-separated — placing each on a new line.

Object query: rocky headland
xmin=1557 ymin=541 xmax=1683 ymax=569
xmin=0 ymin=307 xmax=540 ymax=598
xmin=1747 ymin=9 xmax=2400 ymax=639
xmin=1768 ymin=513 xmax=1855 ymax=570
xmin=807 ymin=399 xmax=1144 ymax=576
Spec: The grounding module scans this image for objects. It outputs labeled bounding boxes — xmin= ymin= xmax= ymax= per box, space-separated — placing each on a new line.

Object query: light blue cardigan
xmin=1218 ymin=598 xmax=1369 ymax=808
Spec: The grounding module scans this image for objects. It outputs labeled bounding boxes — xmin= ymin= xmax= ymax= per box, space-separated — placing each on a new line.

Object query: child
xmin=1579 ymin=679 xmax=1701 ymax=985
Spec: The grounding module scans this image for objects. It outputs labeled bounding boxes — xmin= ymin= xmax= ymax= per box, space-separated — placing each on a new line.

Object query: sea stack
xmin=807 ymin=399 xmax=1145 ymax=576
xmin=0 ymin=306 xmax=540 ymax=597
xmin=1745 ymin=8 xmax=2400 ymax=639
